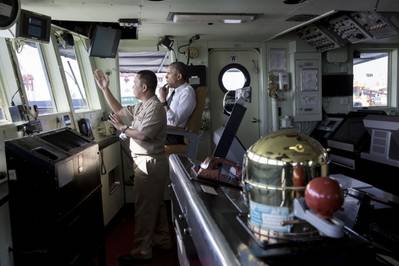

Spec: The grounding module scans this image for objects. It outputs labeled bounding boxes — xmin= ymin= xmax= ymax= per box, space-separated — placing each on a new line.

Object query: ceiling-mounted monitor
xmin=0 ymin=0 xmax=20 ymax=29
xmin=15 ymin=9 xmax=51 ymax=43
xmin=52 ymin=20 xmax=137 ymax=40
xmin=89 ymin=25 xmax=121 ymax=58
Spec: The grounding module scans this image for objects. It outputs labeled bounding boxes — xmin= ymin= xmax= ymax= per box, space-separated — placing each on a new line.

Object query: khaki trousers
xmin=131 ymin=154 xmax=171 ymax=257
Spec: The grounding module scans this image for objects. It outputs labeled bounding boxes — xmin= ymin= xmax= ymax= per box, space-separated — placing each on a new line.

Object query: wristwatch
xmin=121 ymin=125 xmax=129 ymax=133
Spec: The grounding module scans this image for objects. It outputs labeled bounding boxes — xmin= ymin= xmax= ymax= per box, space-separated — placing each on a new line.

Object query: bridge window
xmin=120 ymin=73 xmax=138 ymax=107
xmin=119 ymin=52 xmax=169 ymax=107
xmin=353 ymin=52 xmax=389 ymax=108
xmin=59 ymin=45 xmax=89 ymax=111
xmin=0 ymin=74 xmax=6 ymax=122
xmin=0 ymin=107 xmax=4 ymax=121
xmin=0 ymin=95 xmax=6 ymax=123
xmin=15 ymin=42 xmax=56 ymax=114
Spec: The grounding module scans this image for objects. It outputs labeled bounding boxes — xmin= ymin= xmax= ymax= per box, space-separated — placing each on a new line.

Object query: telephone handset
xmin=78 ymin=118 xmax=94 ymax=140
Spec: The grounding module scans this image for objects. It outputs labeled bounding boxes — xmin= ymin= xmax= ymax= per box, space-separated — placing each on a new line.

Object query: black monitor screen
xmin=330 ymin=111 xmax=385 ymax=145
xmin=331 ymin=116 xmax=366 ymax=144
xmin=27 ymin=18 xmax=43 ymax=38
xmin=322 ymin=74 xmax=353 ymax=97
xmin=213 ymin=103 xmax=247 ymax=158
xmin=16 ymin=10 xmax=51 ymax=43
xmin=89 ymin=25 xmax=121 ymax=58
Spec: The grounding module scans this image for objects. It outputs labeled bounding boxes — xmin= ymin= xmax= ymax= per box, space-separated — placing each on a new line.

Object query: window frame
xmin=352 ymin=48 xmax=393 ymax=110
xmin=0 ymin=56 xmax=8 ymax=122
xmin=50 ymin=29 xmax=101 ymax=113
xmin=59 ymin=44 xmax=90 ymax=111
xmin=0 ymin=76 xmax=8 ymax=123
xmin=1 ymin=27 xmax=102 ymax=127
xmin=0 ymin=38 xmax=24 ymax=124
xmin=13 ymin=40 xmax=58 ymax=115
xmin=73 ymin=36 xmax=101 ymax=112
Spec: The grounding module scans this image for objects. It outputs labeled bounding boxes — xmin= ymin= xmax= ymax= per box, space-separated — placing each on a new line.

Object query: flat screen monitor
xmin=331 ymin=115 xmax=367 ymax=145
xmin=213 ymin=127 xmax=246 ymax=164
xmin=330 ymin=110 xmax=385 ymax=146
xmin=322 ymin=74 xmax=353 ymax=97
xmin=213 ymin=102 xmax=247 ymax=158
xmin=89 ymin=25 xmax=121 ymax=58
xmin=15 ymin=9 xmax=51 ymax=43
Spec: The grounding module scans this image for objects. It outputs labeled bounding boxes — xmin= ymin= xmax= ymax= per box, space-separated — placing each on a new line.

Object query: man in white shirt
xmin=158 ymin=62 xmax=196 ymax=144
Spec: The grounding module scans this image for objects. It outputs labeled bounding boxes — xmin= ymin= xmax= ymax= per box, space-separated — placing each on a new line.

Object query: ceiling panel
xmin=19 ymin=0 xmax=399 ymax=41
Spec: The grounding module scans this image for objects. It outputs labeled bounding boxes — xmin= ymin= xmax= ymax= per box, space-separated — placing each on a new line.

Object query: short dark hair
xmin=137 ymin=70 xmax=157 ymax=92
xmin=170 ymin=61 xmax=189 ymax=81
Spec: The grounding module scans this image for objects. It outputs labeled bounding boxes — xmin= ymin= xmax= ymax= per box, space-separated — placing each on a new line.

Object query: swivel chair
xmin=164 ymin=86 xmax=207 ymax=160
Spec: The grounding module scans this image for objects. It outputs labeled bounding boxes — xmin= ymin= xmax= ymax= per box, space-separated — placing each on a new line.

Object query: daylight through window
xmin=118 ymin=51 xmax=169 ymax=107
xmin=0 ymin=108 xmax=4 ymax=121
xmin=353 ymin=52 xmax=389 ymax=108
xmin=222 ymin=68 xmax=246 ymax=91
xmin=60 ymin=47 xmax=88 ymax=110
xmin=119 ymin=72 xmax=167 ymax=107
xmin=15 ymin=42 xmax=56 ymax=114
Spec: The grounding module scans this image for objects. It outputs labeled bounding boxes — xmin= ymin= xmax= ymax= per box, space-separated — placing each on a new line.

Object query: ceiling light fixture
xmin=167 ymin=12 xmax=259 ymax=24
xmin=118 ymin=18 xmax=140 ymax=28
xmin=223 ymin=19 xmax=242 ymax=24
xmin=283 ymin=0 xmax=307 ymax=4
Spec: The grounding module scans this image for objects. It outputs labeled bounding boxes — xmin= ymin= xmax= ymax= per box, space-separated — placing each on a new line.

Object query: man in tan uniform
xmin=94 ymin=69 xmax=171 ymax=263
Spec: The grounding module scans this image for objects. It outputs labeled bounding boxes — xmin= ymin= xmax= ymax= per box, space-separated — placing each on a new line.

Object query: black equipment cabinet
xmin=171 ymin=186 xmax=200 ymax=265
xmin=327 ymin=110 xmax=385 ymax=178
xmin=5 ymin=128 xmax=105 ymax=266
xmin=188 ymin=64 xmax=206 ymax=89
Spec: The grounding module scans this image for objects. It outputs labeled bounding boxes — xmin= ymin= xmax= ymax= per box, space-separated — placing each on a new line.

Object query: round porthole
xmin=218 ymin=63 xmax=250 ymax=93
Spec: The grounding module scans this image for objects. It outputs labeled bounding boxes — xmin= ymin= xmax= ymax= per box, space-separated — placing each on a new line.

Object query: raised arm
xmin=94 ymin=69 xmax=123 ymax=113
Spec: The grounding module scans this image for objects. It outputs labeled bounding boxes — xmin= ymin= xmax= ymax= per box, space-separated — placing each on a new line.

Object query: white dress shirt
xmin=166 ymin=82 xmax=196 ymax=128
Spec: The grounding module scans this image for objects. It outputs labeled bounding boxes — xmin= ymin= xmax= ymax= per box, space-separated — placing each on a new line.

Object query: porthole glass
xmin=218 ymin=63 xmax=250 ymax=93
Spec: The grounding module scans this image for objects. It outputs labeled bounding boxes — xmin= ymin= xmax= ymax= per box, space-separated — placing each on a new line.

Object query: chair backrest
xmin=164 ymin=86 xmax=207 ymax=159
xmin=185 ymin=86 xmax=207 ymax=133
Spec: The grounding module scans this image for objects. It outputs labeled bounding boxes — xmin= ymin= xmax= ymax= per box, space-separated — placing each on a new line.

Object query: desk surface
xmin=331 ymin=174 xmax=399 ymax=207
xmin=169 ymin=154 xmax=389 ymax=266
xmin=95 ymin=134 xmax=119 ymax=150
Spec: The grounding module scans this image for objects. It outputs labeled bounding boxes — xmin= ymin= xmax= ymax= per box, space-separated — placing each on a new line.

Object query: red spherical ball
xmin=304 ymin=177 xmax=344 ymax=218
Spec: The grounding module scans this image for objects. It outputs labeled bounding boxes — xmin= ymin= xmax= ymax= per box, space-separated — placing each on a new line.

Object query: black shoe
xmin=153 ymin=244 xmax=175 ymax=253
xmin=117 ymin=254 xmax=152 ymax=265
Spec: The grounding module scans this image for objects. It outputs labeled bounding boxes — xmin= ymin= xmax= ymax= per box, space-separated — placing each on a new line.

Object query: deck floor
xmin=105 ymin=204 xmax=179 ymax=266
